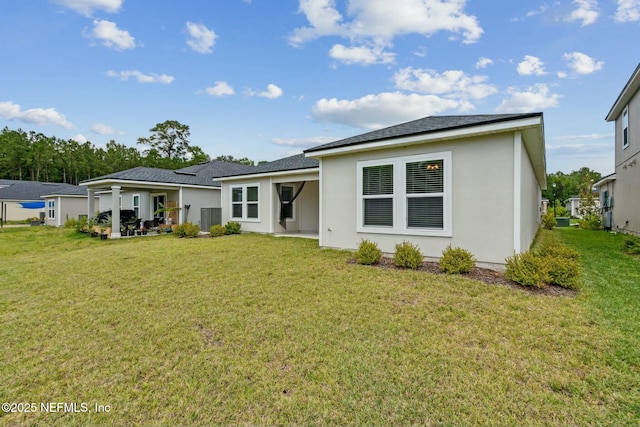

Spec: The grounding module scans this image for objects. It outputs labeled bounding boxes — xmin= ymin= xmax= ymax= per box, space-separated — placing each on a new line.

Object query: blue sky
xmin=1 ymin=0 xmax=639 ymax=175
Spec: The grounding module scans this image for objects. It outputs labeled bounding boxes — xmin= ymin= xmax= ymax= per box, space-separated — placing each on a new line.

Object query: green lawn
xmin=0 ymin=227 xmax=638 ymax=426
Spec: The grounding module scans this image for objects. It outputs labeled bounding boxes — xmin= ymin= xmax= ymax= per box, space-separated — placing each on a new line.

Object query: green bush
xmin=504 ymin=251 xmax=546 ymax=288
xmin=439 ymin=245 xmax=476 ymax=274
xmin=224 ymin=221 xmax=242 ymax=235
xmin=541 ymin=212 xmax=557 ymax=230
xmin=64 ymin=217 xmax=78 ymax=229
xmin=209 ymin=224 xmax=227 ymax=237
xmin=174 ymin=222 xmax=200 ymax=238
xmin=356 ymin=239 xmax=382 ymax=265
xmin=393 ymin=241 xmax=423 ymax=269
xmin=578 ymin=214 xmax=601 ymax=230
xmin=540 ymin=255 xmax=580 ymax=289
xmin=537 ymin=240 xmax=580 ymax=261
xmin=75 ymin=216 xmax=88 ymax=233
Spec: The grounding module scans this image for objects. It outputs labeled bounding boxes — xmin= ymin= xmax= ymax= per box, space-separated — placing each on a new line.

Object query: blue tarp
xmin=19 ymin=201 xmax=45 ymax=209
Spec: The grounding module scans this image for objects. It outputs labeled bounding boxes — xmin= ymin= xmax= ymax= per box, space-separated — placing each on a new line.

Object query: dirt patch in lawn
xmin=349 ymin=257 xmax=578 ymax=297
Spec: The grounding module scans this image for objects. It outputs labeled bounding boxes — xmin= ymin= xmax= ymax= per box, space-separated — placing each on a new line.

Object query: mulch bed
xmin=348 ymin=257 xmax=577 ymax=297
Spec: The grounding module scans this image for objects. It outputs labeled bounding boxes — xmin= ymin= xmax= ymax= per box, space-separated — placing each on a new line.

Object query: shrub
xmin=541 ymin=212 xmax=557 ymax=230
xmin=356 ymin=239 xmax=382 ymax=265
xmin=439 ymin=245 xmax=476 ymax=274
xmin=578 ymin=214 xmax=601 ymax=230
xmin=65 ymin=217 xmax=78 ymax=229
xmin=393 ymin=241 xmax=423 ymax=269
xmin=537 ymin=240 xmax=580 ymax=261
xmin=623 ymin=236 xmax=640 ymax=255
xmin=540 ymin=255 xmax=580 ymax=289
xmin=174 ymin=222 xmax=200 ymax=238
xmin=224 ymin=221 xmax=242 ymax=235
xmin=75 ymin=216 xmax=88 ymax=233
xmin=209 ymin=224 xmax=227 ymax=237
xmin=504 ymin=251 xmax=546 ymax=288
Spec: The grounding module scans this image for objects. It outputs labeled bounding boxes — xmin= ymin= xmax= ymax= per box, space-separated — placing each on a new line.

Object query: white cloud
xmin=0 ymin=101 xmax=73 ymax=129
xmin=393 ymin=67 xmax=497 ymax=100
xmin=475 ymin=57 xmax=493 ymax=69
xmin=186 ymin=22 xmax=217 ymax=54
xmin=615 ymin=0 xmax=640 ymax=22
xmin=271 ymin=135 xmax=338 ymax=148
xmin=91 ymin=123 xmax=115 ymax=135
xmin=205 ymin=81 xmax=235 ymax=96
xmin=258 ymin=84 xmax=283 ymax=99
xmin=563 ymin=52 xmax=604 ymax=75
xmin=89 ymin=19 xmax=135 ymax=50
xmin=289 ymin=0 xmax=483 ymax=61
xmin=329 ymin=43 xmax=395 ymax=65
xmin=517 ymin=55 xmax=546 ymax=76
xmin=107 ymin=70 xmax=174 ymax=84
xmin=72 ymin=134 xmax=88 ymax=143
xmin=312 ymin=92 xmax=472 ymax=129
xmin=53 ymin=0 xmax=122 ymax=16
xmin=566 ymin=0 xmax=599 ymax=25
xmin=495 ymin=84 xmax=561 ymax=113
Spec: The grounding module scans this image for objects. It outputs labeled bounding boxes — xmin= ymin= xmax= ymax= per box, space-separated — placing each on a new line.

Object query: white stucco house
xmin=42 ymin=186 xmax=99 ymax=227
xmin=219 ymin=113 xmax=547 ymax=265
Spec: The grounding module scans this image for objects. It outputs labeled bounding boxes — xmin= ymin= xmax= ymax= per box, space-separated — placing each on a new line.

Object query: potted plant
xmin=140 ymin=225 xmax=147 ymax=235
xmin=153 ymin=202 xmax=181 ymax=227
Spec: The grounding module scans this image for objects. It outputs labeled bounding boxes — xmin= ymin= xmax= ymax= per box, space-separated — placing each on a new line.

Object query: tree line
xmin=0 ymin=120 xmax=262 ymax=185
xmin=543 ymin=167 xmax=603 ymax=211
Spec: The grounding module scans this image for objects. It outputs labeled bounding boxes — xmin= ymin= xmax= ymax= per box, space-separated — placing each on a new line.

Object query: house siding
xmin=319 ymin=133 xmax=519 ymax=265
xmin=520 ymin=137 xmax=542 ymax=253
xmin=180 ymin=187 xmax=220 ymax=228
xmin=45 ymin=196 xmax=98 ymax=227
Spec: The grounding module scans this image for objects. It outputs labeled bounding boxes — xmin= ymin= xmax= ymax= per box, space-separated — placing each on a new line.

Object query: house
xmin=564 ymin=195 xmax=601 ymax=218
xmin=594 ymin=63 xmax=640 ymax=235
xmin=0 ymin=180 xmax=80 ymax=224
xmin=80 ymin=161 xmax=255 ymax=238
xmin=42 ymin=186 xmax=100 ymax=227
xmin=220 ymin=113 xmax=546 ymax=266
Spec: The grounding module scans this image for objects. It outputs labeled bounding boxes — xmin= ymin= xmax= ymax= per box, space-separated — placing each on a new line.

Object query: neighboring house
xmin=220 ymin=113 xmax=547 ymax=265
xmin=594 ymin=63 xmax=640 ymax=235
xmin=564 ymin=195 xmax=600 ymax=218
xmin=42 ymin=186 xmax=100 ymax=227
xmin=0 ymin=180 xmax=79 ymax=223
xmin=593 ymin=173 xmax=616 ymax=230
xmin=80 ymin=161 xmax=255 ymax=238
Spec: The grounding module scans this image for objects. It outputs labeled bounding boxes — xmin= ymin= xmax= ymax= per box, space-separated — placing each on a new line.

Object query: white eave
xmin=216 ymin=167 xmax=319 ymax=182
xmin=593 ymin=173 xmax=616 ymax=188
xmin=606 ymin=63 xmax=640 ymax=122
xmin=79 ymin=178 xmax=219 ymax=191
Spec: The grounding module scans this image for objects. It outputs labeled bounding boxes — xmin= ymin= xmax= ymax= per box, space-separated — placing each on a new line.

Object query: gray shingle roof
xmin=305 ymin=113 xmax=542 ymax=153
xmin=82 ymin=161 xmax=260 ymax=187
xmin=0 ymin=181 xmax=80 ymax=201
xmin=215 ymin=154 xmax=318 ymax=178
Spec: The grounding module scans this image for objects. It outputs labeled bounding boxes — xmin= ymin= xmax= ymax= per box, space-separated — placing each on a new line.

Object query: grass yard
xmin=0 ymin=226 xmax=639 ymax=426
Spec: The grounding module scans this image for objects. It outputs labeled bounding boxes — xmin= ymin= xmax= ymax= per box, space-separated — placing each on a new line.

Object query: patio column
xmin=87 ymin=188 xmax=95 ymax=219
xmin=111 ymin=185 xmax=121 ymax=239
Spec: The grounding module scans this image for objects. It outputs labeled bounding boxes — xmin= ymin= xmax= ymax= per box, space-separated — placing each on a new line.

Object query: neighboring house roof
xmin=81 ymin=161 xmax=257 ymax=188
xmin=304 ymin=113 xmax=543 ymax=154
xmin=0 ymin=181 xmax=78 ymax=201
xmin=606 ymin=63 xmax=640 ymax=122
xmin=593 ymin=173 xmax=616 ymax=188
xmin=216 ymin=154 xmax=319 ymax=179
xmin=42 ymin=186 xmax=92 ymax=197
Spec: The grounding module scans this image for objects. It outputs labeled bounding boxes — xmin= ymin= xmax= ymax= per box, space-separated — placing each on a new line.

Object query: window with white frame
xmin=231 ymin=184 xmax=260 ymax=220
xmin=47 ymin=200 xmax=55 ymax=219
xmin=357 ymin=152 xmax=451 ymax=236
xmin=133 ymin=194 xmax=140 ymax=218
xmin=623 ymin=106 xmax=629 ymax=148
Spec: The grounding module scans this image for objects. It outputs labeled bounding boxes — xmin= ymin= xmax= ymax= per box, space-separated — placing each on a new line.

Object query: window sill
xmin=357 ymin=226 xmax=452 ymax=238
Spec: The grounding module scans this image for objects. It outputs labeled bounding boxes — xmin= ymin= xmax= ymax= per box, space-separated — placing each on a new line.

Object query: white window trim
xmin=356 ymin=151 xmax=452 ymax=237
xmin=230 ymin=183 xmax=261 ymax=222
xmin=132 ymin=193 xmax=140 ymax=218
xmin=623 ymin=105 xmax=629 ymax=149
xmin=47 ymin=200 xmax=55 ymax=220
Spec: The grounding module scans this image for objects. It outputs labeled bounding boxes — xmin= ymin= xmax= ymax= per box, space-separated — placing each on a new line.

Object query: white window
xmin=47 ymin=200 xmax=55 ymax=219
xmin=357 ymin=152 xmax=452 ymax=237
xmin=231 ymin=184 xmax=260 ymax=221
xmin=623 ymin=106 xmax=629 ymax=149
xmin=132 ymin=194 xmax=140 ymax=218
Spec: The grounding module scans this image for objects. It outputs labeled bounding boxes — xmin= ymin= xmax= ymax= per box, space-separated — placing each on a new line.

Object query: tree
xmin=137 ymin=120 xmax=191 ymax=161
xmin=215 ymin=154 xmax=256 ymax=166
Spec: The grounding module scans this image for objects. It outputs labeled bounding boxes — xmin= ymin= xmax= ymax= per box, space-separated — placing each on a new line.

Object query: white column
xmin=111 ymin=186 xmax=121 ymax=238
xmin=87 ymin=188 xmax=95 ymax=219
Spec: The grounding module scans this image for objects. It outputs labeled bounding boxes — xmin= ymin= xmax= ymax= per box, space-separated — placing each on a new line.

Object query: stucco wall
xmin=519 ymin=137 xmax=542 ymax=253
xmin=45 ymin=196 xmax=99 ymax=227
xmin=319 ymin=134 xmax=519 ymax=265
xmin=0 ymin=201 xmax=43 ymax=222
xmin=613 ymin=87 xmax=640 ymax=235
xmin=221 ymin=176 xmax=273 ymax=233
xmin=180 ymin=187 xmax=220 ymax=227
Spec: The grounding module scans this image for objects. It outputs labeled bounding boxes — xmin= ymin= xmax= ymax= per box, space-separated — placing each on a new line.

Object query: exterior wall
xmin=319 ymin=134 xmax=518 ymax=265
xmin=45 ymin=196 xmax=99 ymax=227
xmin=221 ymin=176 xmax=274 ymax=233
xmin=613 ymin=88 xmax=640 ymax=235
xmin=298 ymin=180 xmax=319 ymax=233
xmin=0 ymin=201 xmax=44 ymax=222
xmin=519 ymin=140 xmax=542 ymax=253
xmin=180 ymin=187 xmax=220 ymax=227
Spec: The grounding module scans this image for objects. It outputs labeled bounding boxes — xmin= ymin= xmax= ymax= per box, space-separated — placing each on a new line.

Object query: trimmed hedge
xmin=393 ymin=241 xmax=423 ymax=269
xmin=440 ymin=246 xmax=476 ymax=274
xmin=356 ymin=239 xmax=382 ymax=265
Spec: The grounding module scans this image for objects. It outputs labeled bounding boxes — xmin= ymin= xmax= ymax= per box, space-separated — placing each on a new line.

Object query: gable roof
xmin=215 ymin=154 xmax=318 ymax=179
xmin=0 ymin=181 xmax=79 ymax=201
xmin=305 ymin=113 xmax=543 ymax=154
xmin=606 ymin=63 xmax=640 ymax=122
